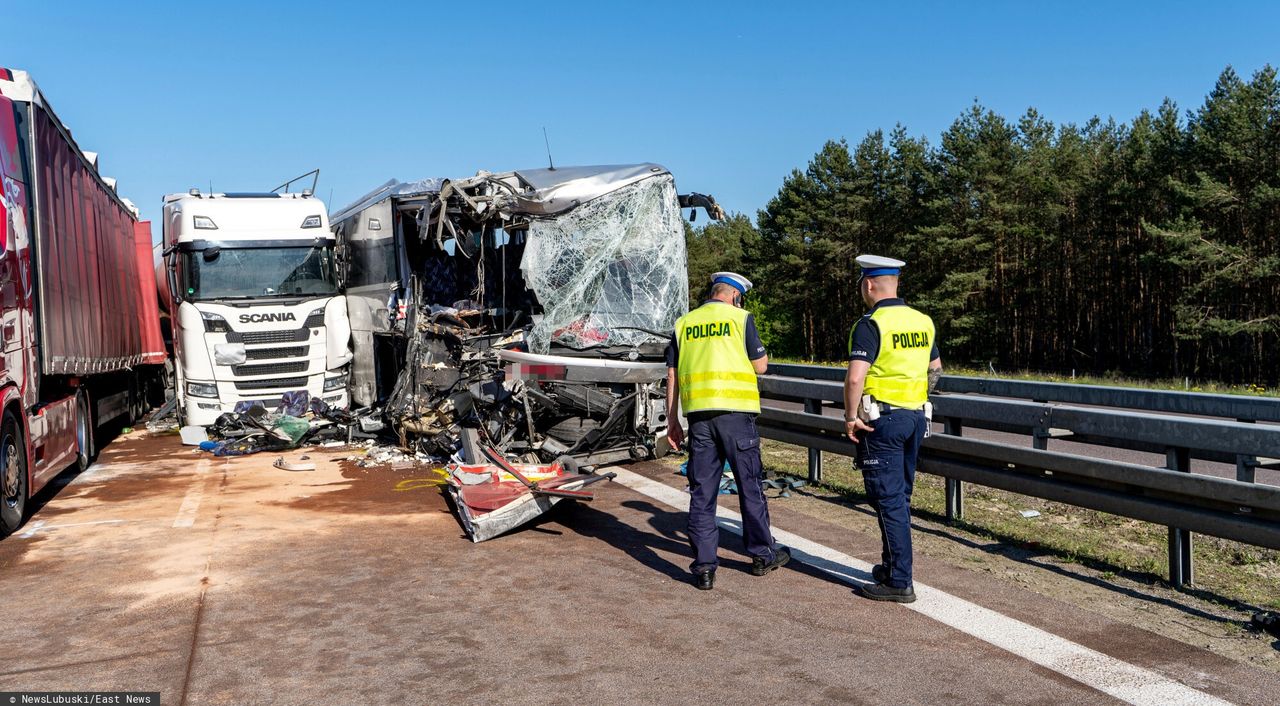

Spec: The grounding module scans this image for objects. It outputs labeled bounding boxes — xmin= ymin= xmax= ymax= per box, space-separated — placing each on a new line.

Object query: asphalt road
xmin=1 ymin=430 xmax=1276 ymax=704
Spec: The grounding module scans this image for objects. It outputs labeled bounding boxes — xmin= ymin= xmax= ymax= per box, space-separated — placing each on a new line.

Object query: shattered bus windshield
xmin=183 ymin=245 xmax=338 ymax=299
xmin=520 ymin=174 xmax=687 ymax=352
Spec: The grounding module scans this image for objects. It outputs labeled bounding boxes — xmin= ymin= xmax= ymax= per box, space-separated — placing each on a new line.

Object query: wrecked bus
xmin=331 ymin=164 xmax=721 ymax=468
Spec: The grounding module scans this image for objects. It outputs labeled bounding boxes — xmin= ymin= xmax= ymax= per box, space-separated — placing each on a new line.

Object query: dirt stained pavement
xmin=0 ymin=428 xmax=1277 ymax=705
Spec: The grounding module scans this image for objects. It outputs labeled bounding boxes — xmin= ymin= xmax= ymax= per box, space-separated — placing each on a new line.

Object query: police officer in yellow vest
xmin=666 ymin=272 xmax=790 ymax=591
xmin=844 ymin=255 xmax=942 ymax=603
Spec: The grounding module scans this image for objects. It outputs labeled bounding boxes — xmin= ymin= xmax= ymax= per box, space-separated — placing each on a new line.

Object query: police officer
xmin=844 ymin=255 xmax=942 ymax=603
xmin=666 ymin=272 xmax=790 ymax=590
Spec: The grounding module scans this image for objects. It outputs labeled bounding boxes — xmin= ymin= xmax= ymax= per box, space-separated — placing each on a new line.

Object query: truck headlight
xmin=323 ymin=373 xmax=348 ymax=392
xmin=201 ymin=311 xmax=231 ymax=333
xmin=186 ymin=381 xmax=218 ymax=398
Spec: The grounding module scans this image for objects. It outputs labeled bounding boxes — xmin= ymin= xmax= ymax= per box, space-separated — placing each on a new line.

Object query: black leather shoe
xmin=751 ymin=546 xmax=791 ymax=576
xmin=872 ymin=564 xmax=889 ymax=584
xmin=860 ymin=582 xmax=916 ymax=603
xmin=694 ymin=571 xmax=715 ymax=591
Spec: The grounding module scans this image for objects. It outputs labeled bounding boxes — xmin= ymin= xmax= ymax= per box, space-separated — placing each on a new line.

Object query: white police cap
xmin=711 ymin=271 xmax=753 ymax=294
xmin=856 ymin=254 xmax=906 ymax=277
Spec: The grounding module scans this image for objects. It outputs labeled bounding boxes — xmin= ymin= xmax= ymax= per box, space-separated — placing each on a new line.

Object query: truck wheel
xmin=1 ymin=411 xmax=27 ymax=537
xmin=75 ymin=391 xmax=95 ymax=472
xmin=128 ymin=378 xmax=143 ymax=424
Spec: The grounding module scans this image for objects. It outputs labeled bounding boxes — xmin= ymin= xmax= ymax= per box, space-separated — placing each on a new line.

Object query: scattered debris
xmin=179 ymin=426 xmax=209 ymax=446
xmin=763 ymin=476 xmax=808 ymax=495
xmin=197 ymin=391 xmax=384 ymax=457
xmin=274 ymin=457 xmax=317 ymax=472
xmin=1252 ymin=611 xmax=1280 ymax=638
xmin=676 ymin=461 xmax=806 ymax=497
xmin=1020 ymin=510 xmax=1042 ymax=519
xmin=347 ymin=443 xmax=431 ymax=469
xmin=146 ymin=397 xmax=180 ymax=433
xmin=445 ymin=446 xmax=615 ymax=542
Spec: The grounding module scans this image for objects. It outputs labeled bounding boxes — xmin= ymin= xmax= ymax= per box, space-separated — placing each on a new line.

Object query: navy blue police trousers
xmin=855 ymin=408 xmax=928 ymax=588
xmin=686 ymin=411 xmax=779 ymax=574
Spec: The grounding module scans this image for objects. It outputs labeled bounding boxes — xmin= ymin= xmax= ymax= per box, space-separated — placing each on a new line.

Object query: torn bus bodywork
xmin=331 ymin=164 xmax=720 ymax=467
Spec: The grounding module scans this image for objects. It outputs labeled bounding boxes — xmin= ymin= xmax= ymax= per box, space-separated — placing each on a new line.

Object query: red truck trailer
xmin=0 ymin=67 xmax=166 ymax=535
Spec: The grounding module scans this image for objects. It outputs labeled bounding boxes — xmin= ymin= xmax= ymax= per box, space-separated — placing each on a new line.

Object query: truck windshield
xmin=183 ymin=245 xmax=338 ymax=299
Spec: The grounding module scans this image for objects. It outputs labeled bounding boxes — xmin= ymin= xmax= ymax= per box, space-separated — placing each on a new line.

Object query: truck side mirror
xmin=166 ymin=258 xmax=183 ymax=304
xmin=334 ymin=232 xmax=349 ymax=287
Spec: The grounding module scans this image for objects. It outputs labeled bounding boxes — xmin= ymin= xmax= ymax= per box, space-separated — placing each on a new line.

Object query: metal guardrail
xmin=766 ymin=363 xmax=1280 ymax=482
xmin=758 ymin=364 xmax=1280 ymax=588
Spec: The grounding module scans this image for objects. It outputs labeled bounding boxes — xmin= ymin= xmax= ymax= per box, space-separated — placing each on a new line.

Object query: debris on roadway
xmin=677 ymin=460 xmax=808 ymax=497
xmin=446 ymin=446 xmax=616 ymax=542
xmin=190 ymin=390 xmax=385 ymax=457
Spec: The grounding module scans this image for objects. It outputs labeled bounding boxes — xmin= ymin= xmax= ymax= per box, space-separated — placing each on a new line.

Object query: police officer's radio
xmin=859 ymin=395 xmax=881 ymax=422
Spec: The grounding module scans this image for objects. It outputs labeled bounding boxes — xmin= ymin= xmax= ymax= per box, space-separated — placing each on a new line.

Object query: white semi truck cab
xmin=161 ymin=191 xmax=352 ymax=426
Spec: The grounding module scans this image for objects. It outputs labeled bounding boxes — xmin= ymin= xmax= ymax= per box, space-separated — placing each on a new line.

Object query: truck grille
xmin=234 ymin=377 xmax=309 ymax=391
xmin=228 ymin=329 xmax=310 ymax=345
xmin=233 ymin=361 xmax=308 ymax=377
xmin=239 ymin=397 xmax=283 ymax=411
xmin=245 ymin=346 xmax=308 ymax=360
xmin=305 ymin=311 xmax=325 ymax=328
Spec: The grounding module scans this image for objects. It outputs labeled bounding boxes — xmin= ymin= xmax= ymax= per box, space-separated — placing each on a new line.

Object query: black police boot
xmin=751 ymin=546 xmax=791 ymax=576
xmin=860 ymin=582 xmax=916 ymax=603
xmin=872 ymin=564 xmax=889 ymax=584
xmin=694 ymin=570 xmax=715 ymax=591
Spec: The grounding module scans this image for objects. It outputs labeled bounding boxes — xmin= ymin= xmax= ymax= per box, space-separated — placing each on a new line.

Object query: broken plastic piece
xmin=180 ymin=426 xmax=209 ymax=446
xmin=270 ymin=415 xmax=311 ymax=444
xmin=274 ymin=457 xmax=317 ymax=472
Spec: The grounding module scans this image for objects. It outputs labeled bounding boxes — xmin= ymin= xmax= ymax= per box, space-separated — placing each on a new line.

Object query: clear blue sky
xmin=5 ymin=1 xmax=1277 ymax=228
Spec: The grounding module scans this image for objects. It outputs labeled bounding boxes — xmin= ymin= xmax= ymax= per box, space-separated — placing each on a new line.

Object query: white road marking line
xmin=17 ymin=519 xmax=46 ymax=538
xmin=611 ymin=468 xmax=1231 ymax=706
xmin=17 ymin=519 xmax=125 ymax=538
xmin=76 ymin=462 xmax=106 ymax=480
xmin=173 ymin=461 xmax=213 ymax=529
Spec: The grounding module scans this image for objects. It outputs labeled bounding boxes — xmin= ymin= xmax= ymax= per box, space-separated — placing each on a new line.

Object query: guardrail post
xmin=804 ymin=398 xmax=823 ymax=483
xmin=1236 ymin=455 xmax=1258 ymax=484
xmin=1236 ymin=418 xmax=1257 ymax=483
xmin=1032 ymin=427 xmax=1049 ymax=451
xmin=943 ymin=417 xmax=964 ymax=521
xmin=1165 ymin=446 xmax=1193 ymax=587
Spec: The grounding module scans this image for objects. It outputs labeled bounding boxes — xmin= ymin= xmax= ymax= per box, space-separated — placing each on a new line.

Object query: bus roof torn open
xmin=332 ymin=164 xmax=722 ymax=475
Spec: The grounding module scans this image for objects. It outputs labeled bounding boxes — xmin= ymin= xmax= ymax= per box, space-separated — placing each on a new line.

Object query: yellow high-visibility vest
xmin=863 ymin=304 xmax=935 ymax=409
xmin=675 ymin=302 xmax=761 ymax=414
